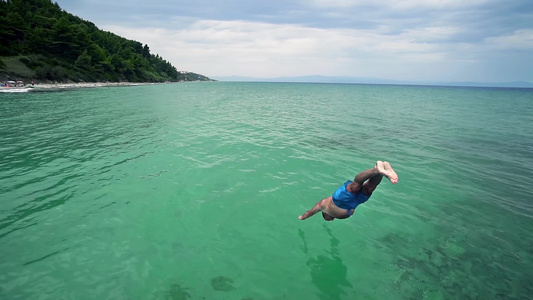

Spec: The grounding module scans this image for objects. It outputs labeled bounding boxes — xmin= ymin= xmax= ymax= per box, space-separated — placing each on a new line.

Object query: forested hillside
xmin=0 ymin=0 xmax=211 ymax=82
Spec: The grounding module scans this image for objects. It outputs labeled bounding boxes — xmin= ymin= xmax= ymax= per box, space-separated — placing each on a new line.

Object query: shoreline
xmin=32 ymin=82 xmax=154 ymax=89
xmin=0 ymin=81 xmax=213 ymax=93
xmin=0 ymin=82 xmax=155 ymax=93
xmin=0 ymin=82 xmax=159 ymax=93
xmin=0 ymin=82 xmax=157 ymax=93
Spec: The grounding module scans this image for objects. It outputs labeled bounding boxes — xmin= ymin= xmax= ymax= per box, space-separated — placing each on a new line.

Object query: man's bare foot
xmin=383 ymin=161 xmax=398 ymax=184
xmin=376 ymin=160 xmax=386 ymax=174
xmin=376 ymin=160 xmax=398 ymax=183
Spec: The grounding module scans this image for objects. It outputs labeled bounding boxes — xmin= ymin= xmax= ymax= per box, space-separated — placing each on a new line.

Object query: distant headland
xmin=0 ymin=0 xmax=213 ymax=84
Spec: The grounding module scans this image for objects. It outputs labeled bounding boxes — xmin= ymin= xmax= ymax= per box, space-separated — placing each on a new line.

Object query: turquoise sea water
xmin=0 ymin=82 xmax=532 ymax=299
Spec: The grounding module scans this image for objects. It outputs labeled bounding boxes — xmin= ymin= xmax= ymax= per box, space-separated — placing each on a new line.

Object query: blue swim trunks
xmin=332 ymin=180 xmax=371 ymax=216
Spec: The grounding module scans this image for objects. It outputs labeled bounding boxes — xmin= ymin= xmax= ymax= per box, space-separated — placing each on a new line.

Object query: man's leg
xmin=347 ymin=161 xmax=398 ymax=194
xmin=347 ymin=161 xmax=384 ymax=193
xmin=361 ymin=161 xmax=397 ymax=195
xmin=361 ymin=173 xmax=383 ymax=195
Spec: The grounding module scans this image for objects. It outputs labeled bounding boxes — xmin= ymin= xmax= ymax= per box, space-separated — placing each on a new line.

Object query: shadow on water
xmin=378 ymin=222 xmax=533 ymax=299
xmin=163 ymin=283 xmax=191 ymax=300
xmin=299 ymin=226 xmax=353 ymax=300
xmin=161 ymin=276 xmax=244 ymax=300
xmin=210 ymin=276 xmax=236 ymax=291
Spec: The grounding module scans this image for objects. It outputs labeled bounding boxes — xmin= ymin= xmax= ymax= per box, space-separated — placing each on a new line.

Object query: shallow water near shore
xmin=1 ymin=82 xmax=532 ymax=299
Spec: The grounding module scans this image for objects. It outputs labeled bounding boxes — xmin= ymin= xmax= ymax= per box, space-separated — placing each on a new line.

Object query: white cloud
xmin=105 ymin=20 xmax=459 ymax=79
xmin=306 ymin=0 xmax=491 ymax=9
xmin=400 ymin=26 xmax=461 ymax=42
xmin=485 ymin=29 xmax=533 ymax=50
xmin=55 ymin=0 xmax=533 ymax=82
xmin=306 ymin=0 xmax=356 ymax=8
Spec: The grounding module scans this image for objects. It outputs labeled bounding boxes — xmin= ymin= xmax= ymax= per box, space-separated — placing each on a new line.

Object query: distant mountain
xmin=214 ymin=75 xmax=533 ymax=88
xmin=0 ymin=0 xmax=212 ymax=83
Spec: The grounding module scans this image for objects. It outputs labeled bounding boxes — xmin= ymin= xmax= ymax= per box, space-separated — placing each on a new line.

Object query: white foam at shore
xmin=0 ymin=88 xmax=32 ymax=93
xmin=35 ymin=82 xmax=151 ymax=89
xmin=0 ymin=82 xmax=157 ymax=93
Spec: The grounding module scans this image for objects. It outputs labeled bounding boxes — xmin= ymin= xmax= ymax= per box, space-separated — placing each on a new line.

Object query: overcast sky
xmin=55 ymin=0 xmax=533 ymax=83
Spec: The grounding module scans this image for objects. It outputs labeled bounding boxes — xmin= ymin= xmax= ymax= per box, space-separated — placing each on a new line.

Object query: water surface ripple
xmin=0 ymin=83 xmax=532 ymax=299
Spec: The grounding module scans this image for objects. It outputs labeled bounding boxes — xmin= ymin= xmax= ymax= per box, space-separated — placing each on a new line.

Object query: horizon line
xmin=211 ymin=75 xmax=533 ymax=89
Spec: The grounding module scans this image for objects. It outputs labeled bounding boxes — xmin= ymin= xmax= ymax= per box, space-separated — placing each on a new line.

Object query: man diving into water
xmin=299 ymin=161 xmax=398 ymax=221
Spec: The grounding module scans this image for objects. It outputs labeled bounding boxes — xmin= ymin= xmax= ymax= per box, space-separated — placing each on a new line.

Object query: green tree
xmin=75 ymin=49 xmax=92 ymax=70
xmin=0 ymin=0 xmax=211 ymax=82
